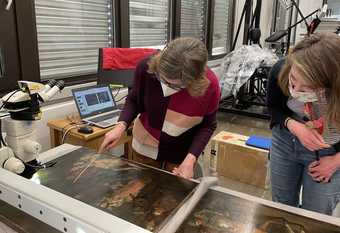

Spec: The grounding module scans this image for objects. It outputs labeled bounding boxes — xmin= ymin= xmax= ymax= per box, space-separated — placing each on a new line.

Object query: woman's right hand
xmin=287 ymin=119 xmax=330 ymax=151
xmin=98 ymin=122 xmax=127 ymax=153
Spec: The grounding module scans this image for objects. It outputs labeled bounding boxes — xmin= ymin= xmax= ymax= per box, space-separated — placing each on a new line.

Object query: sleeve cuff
xmin=188 ymin=148 xmax=203 ymax=158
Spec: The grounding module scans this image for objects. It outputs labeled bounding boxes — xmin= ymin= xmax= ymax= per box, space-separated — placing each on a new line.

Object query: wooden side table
xmin=47 ymin=119 xmax=132 ymax=159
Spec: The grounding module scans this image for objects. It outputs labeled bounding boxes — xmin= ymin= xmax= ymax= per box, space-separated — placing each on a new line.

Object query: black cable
xmin=23 ymin=160 xmax=57 ymax=169
xmin=113 ymin=87 xmax=121 ymax=99
xmin=0 ymin=89 xmax=20 ymax=110
xmin=232 ymin=0 xmax=250 ymax=51
xmin=61 ymin=123 xmax=89 ymax=144
xmin=61 ymin=122 xmax=76 ymax=135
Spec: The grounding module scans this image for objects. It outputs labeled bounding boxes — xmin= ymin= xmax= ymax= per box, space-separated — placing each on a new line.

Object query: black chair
xmin=97 ymin=48 xmax=135 ymax=88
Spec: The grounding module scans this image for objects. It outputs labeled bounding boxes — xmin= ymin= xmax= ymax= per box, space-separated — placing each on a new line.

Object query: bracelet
xmin=116 ymin=121 xmax=128 ymax=129
xmin=284 ymin=117 xmax=292 ymax=128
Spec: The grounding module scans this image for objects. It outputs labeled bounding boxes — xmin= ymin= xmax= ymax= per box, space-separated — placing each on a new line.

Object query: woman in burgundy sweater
xmin=99 ymin=37 xmax=220 ymax=179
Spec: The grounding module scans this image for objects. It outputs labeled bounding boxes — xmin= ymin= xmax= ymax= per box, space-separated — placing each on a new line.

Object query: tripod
xmin=266 ymin=0 xmax=321 ymax=55
xmin=232 ymin=0 xmax=263 ymax=51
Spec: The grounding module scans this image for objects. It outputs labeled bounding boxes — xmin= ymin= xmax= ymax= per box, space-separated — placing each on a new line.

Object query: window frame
xmin=0 ymin=0 xmax=41 ymax=95
xmin=14 ymin=0 xmax=115 ymax=87
xmin=207 ymin=0 xmax=236 ymax=60
xmin=120 ymin=0 xmax=172 ymax=48
xmin=172 ymin=0 xmax=236 ymax=60
xmin=114 ymin=0 xmax=129 ymax=48
xmin=5 ymin=0 xmax=236 ymax=92
xmin=0 ymin=2 xmax=21 ymax=94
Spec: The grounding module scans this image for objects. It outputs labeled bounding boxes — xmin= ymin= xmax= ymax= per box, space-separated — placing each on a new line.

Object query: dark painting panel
xmin=35 ymin=147 xmax=197 ymax=232
xmin=177 ymin=189 xmax=340 ymax=233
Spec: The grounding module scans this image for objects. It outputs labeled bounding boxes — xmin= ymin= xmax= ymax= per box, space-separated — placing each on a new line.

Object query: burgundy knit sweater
xmin=119 ymin=57 xmax=221 ymax=164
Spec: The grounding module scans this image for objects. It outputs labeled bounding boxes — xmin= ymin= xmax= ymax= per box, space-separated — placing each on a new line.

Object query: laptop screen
xmin=72 ymin=85 xmax=116 ymax=118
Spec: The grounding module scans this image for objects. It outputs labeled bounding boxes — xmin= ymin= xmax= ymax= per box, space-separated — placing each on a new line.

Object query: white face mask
xmin=161 ymin=82 xmax=180 ymax=97
xmin=289 ymin=86 xmax=318 ymax=103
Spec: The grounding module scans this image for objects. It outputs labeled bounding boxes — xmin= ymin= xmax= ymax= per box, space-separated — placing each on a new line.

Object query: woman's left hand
xmin=173 ymin=153 xmax=196 ymax=179
xmin=308 ymin=154 xmax=340 ymax=183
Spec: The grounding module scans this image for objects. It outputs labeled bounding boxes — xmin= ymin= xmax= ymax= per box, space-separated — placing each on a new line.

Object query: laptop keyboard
xmin=90 ymin=111 xmax=120 ymax=123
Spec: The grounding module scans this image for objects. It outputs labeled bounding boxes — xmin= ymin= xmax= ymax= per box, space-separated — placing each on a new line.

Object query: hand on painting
xmin=308 ymin=154 xmax=340 ymax=183
xmin=287 ymin=119 xmax=330 ymax=151
xmin=98 ymin=122 xmax=127 ymax=153
xmin=172 ymin=153 xmax=196 ymax=179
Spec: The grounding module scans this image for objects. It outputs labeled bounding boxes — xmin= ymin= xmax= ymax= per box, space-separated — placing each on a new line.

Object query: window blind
xmin=212 ymin=0 xmax=233 ymax=55
xmin=272 ymin=0 xmax=297 ymax=44
xmin=34 ymin=0 xmax=113 ymax=80
xmin=180 ymin=0 xmax=207 ymax=41
xmin=129 ymin=0 xmax=169 ymax=48
xmin=328 ymin=0 xmax=340 ymax=16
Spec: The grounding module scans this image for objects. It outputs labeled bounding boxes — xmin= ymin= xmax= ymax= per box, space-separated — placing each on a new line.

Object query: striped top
xmin=119 ymin=57 xmax=221 ymax=164
xmin=287 ymin=95 xmax=340 ymax=145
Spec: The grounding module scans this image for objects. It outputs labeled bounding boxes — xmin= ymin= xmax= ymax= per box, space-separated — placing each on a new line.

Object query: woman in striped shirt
xmin=99 ymin=37 xmax=220 ymax=179
xmin=267 ymin=33 xmax=340 ymax=215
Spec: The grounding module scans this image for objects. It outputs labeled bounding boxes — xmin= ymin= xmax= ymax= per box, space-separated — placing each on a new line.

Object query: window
xmin=180 ymin=0 xmax=207 ymax=41
xmin=328 ymin=0 xmax=340 ymax=18
xmin=212 ymin=0 xmax=234 ymax=56
xmin=34 ymin=0 xmax=113 ymax=80
xmin=271 ymin=0 xmax=298 ymax=44
xmin=129 ymin=0 xmax=169 ymax=48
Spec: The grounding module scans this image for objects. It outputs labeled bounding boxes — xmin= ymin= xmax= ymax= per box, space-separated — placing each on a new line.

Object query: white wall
xmin=259 ymin=0 xmax=274 ymax=46
xmin=232 ymin=0 xmax=274 ymax=49
xmin=37 ymin=100 xmax=77 ymax=152
xmin=295 ymin=0 xmax=323 ymax=43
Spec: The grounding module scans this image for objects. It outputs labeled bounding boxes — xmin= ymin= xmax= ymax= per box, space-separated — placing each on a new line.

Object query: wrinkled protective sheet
xmin=218 ymin=45 xmax=278 ymax=99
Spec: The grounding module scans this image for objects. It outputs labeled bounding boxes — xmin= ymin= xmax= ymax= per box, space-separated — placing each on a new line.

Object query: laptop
xmin=72 ymin=85 xmax=122 ymax=128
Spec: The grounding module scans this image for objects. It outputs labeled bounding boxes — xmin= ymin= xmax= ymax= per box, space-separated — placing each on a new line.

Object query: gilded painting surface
xmin=1 ymin=147 xmax=340 ymax=233
xmin=177 ymin=190 xmax=340 ymax=233
xmin=35 ymin=147 xmax=197 ymax=232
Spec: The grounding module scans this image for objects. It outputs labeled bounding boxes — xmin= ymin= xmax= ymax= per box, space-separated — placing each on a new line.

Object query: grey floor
xmin=202 ymin=111 xmax=272 ymax=200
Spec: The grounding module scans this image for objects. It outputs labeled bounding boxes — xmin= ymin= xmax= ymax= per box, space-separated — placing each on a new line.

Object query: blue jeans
xmin=270 ymin=125 xmax=340 ymax=215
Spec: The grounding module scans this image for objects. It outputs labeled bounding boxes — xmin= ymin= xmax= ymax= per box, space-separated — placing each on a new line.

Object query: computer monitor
xmin=72 ymin=85 xmax=117 ymax=119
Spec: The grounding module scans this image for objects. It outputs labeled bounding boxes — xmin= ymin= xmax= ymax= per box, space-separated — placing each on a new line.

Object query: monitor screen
xmin=73 ymin=86 xmax=115 ymax=117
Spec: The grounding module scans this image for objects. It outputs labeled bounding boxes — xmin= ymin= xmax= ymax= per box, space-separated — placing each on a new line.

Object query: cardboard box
xmin=210 ymin=131 xmax=269 ymax=189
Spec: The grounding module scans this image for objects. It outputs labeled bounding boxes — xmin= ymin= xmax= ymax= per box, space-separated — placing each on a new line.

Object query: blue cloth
xmin=246 ymin=135 xmax=271 ymax=150
xmin=270 ymin=125 xmax=340 ymax=215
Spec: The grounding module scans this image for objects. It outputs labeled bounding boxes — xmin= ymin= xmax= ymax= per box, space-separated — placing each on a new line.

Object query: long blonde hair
xmin=278 ymin=33 xmax=340 ymax=128
xmin=148 ymin=37 xmax=209 ymax=97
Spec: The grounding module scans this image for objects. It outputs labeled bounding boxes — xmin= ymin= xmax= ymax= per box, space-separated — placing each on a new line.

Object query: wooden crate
xmin=211 ymin=131 xmax=269 ymax=189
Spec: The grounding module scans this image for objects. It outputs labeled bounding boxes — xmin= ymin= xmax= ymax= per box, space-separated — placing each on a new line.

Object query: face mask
xmin=289 ymin=86 xmax=318 ymax=103
xmin=161 ymin=82 xmax=180 ymax=97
